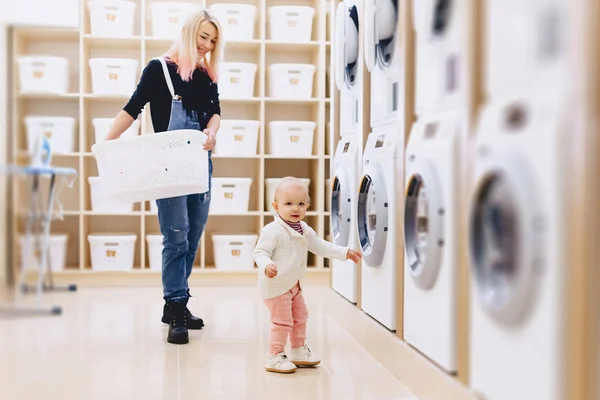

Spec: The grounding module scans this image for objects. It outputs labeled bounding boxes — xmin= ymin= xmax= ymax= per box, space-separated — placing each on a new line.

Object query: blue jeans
xmin=157 ymin=99 xmax=213 ymax=302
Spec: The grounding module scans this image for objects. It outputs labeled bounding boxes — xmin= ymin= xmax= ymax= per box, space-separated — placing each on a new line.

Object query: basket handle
xmin=222 ymin=184 xmax=236 ymax=188
xmin=287 ymin=127 xmax=302 ymax=132
xmin=229 ymin=241 xmax=243 ymax=246
xmin=228 ymin=68 xmax=242 ymax=73
xmin=104 ymin=242 xmax=119 ymax=246
xmin=285 ymin=12 xmax=299 ymax=17
xmin=226 ymin=10 xmax=240 ymax=15
xmin=104 ymin=5 xmax=119 ymax=11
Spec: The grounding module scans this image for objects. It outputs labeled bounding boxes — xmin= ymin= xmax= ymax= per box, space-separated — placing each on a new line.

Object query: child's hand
xmin=265 ymin=263 xmax=278 ymax=278
xmin=346 ymin=249 xmax=362 ymax=263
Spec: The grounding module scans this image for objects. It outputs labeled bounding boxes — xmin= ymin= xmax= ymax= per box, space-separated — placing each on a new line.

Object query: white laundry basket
xmin=91 ymin=129 xmax=210 ymax=203
xmin=268 ymin=6 xmax=315 ymax=42
xmin=210 ymin=178 xmax=253 ymax=213
xmin=146 ymin=234 xmax=163 ymax=271
xmin=89 ymin=58 xmax=139 ymax=96
xmin=150 ymin=2 xmax=203 ymax=39
xmin=88 ymin=233 xmax=137 ymax=271
xmin=18 ymin=56 xmax=70 ymax=94
xmin=212 ymin=234 xmax=258 ymax=270
xmin=24 ymin=116 xmax=76 ymax=154
xmin=88 ymin=0 xmax=137 ymax=37
xmin=268 ymin=121 xmax=316 ymax=157
xmin=20 ymin=234 xmax=69 ymax=272
xmin=218 ymin=62 xmax=257 ymax=98
xmin=265 ymin=178 xmax=310 ymax=211
xmin=92 ymin=117 xmax=140 ymax=144
xmin=209 ymin=3 xmax=257 ymax=41
xmin=268 ymin=63 xmax=315 ymax=99
xmin=88 ymin=177 xmax=134 ymax=213
xmin=213 ymin=120 xmax=260 ymax=156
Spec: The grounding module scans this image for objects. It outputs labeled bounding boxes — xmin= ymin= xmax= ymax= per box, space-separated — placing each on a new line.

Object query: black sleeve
xmin=209 ymin=81 xmax=221 ymax=117
xmin=123 ymin=59 xmax=161 ymax=119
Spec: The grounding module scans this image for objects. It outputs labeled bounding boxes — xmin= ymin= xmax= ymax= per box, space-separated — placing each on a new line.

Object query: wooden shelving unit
xmin=8 ymin=0 xmax=333 ymax=282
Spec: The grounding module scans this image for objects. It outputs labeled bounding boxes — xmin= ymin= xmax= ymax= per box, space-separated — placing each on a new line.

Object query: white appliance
xmin=334 ymin=0 xmax=362 ymax=136
xmin=403 ymin=110 xmax=459 ymax=373
xmin=468 ymin=0 xmax=571 ymax=398
xmin=331 ymin=135 xmax=361 ymax=303
xmin=468 ymin=91 xmax=569 ymax=400
xmin=356 ymin=129 xmax=399 ymax=331
xmin=363 ymin=0 xmax=402 ymax=128
xmin=402 ymin=0 xmax=467 ymax=374
xmin=412 ymin=0 xmax=466 ymax=116
xmin=484 ymin=0 xmax=567 ymax=102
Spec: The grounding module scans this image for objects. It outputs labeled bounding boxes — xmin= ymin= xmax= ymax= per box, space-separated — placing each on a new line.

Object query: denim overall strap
xmin=155 ymin=57 xmax=213 ymax=303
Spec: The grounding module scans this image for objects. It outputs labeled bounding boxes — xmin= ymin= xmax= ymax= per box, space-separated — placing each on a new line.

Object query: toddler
xmin=253 ymin=177 xmax=361 ymax=374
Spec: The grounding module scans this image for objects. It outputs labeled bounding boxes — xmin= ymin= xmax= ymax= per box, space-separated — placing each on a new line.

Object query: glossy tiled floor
xmin=0 ymin=285 xmax=474 ymax=400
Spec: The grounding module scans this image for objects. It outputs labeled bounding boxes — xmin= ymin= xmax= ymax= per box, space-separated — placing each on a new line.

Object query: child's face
xmin=273 ymin=184 xmax=310 ymax=223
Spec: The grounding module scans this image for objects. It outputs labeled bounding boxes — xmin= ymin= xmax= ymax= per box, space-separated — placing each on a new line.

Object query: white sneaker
xmin=265 ymin=352 xmax=297 ymax=374
xmin=289 ymin=345 xmax=321 ymax=367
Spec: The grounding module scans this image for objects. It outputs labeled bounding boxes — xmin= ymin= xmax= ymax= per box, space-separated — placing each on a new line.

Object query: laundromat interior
xmin=1 ymin=0 xmax=600 ymax=399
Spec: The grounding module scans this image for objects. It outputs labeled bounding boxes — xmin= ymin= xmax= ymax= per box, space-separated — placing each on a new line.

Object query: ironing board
xmin=0 ymin=155 xmax=78 ymax=317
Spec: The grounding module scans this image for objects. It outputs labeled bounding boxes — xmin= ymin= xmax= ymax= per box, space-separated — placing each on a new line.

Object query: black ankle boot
xmin=165 ymin=300 xmax=189 ymax=345
xmin=162 ymin=293 xmax=204 ymax=330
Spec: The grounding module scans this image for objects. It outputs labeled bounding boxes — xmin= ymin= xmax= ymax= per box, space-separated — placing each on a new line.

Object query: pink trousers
xmin=263 ymin=282 xmax=309 ymax=355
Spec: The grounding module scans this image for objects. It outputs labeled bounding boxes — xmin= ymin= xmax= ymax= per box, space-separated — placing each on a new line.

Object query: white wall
xmin=0 ymin=0 xmax=79 ymax=287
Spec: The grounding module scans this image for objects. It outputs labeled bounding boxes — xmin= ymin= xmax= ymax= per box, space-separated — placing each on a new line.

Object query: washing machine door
xmin=364 ymin=0 xmax=399 ymax=71
xmin=335 ymin=2 xmax=360 ymax=91
xmin=469 ymin=153 xmax=542 ymax=326
xmin=331 ymin=170 xmax=352 ymax=247
xmin=404 ymin=157 xmax=444 ymax=290
xmin=357 ymin=162 xmax=389 ymax=267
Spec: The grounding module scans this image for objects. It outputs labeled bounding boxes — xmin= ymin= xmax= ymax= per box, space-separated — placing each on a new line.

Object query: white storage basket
xmin=210 ymin=177 xmax=253 ymax=214
xmin=150 ymin=200 xmax=158 ymax=213
xmin=20 ymin=234 xmax=68 ymax=272
xmin=218 ymin=62 xmax=257 ymax=99
xmin=268 ymin=63 xmax=315 ymax=99
xmin=88 ymin=177 xmax=134 ymax=213
xmin=268 ymin=121 xmax=315 ymax=157
xmin=265 ymin=178 xmax=310 ymax=211
xmin=146 ymin=234 xmax=163 ymax=271
xmin=268 ymin=6 xmax=315 ymax=42
xmin=89 ymin=58 xmax=139 ymax=96
xmin=209 ymin=4 xmax=257 ymax=41
xmin=150 ymin=2 xmax=203 ymax=39
xmin=91 ymin=129 xmax=210 ymax=203
xmin=212 ymin=234 xmax=258 ymax=270
xmin=18 ymin=56 xmax=70 ymax=94
xmin=24 ymin=116 xmax=76 ymax=154
xmin=88 ymin=0 xmax=137 ymax=37
xmin=92 ymin=117 xmax=140 ymax=144
xmin=213 ymin=119 xmax=260 ymax=156
xmin=88 ymin=233 xmax=137 ymax=271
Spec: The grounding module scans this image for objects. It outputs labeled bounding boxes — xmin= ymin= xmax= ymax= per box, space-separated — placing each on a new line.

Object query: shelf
xmin=8 ymin=0 xmax=333 ymax=276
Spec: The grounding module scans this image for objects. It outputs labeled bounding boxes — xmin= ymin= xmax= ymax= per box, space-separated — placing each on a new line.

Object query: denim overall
xmin=155 ymin=57 xmax=213 ymax=302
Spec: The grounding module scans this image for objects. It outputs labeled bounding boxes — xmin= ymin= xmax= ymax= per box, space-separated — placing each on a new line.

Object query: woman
xmin=105 ymin=10 xmax=222 ymax=345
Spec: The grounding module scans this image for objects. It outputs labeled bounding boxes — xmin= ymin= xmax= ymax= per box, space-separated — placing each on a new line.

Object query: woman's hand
xmin=203 ymin=129 xmax=217 ymax=150
xmin=346 ymin=249 xmax=362 ymax=263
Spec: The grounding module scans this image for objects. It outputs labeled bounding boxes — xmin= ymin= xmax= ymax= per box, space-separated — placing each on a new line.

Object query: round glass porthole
xmin=331 ymin=173 xmax=351 ymax=247
xmin=470 ymin=172 xmax=521 ymax=313
xmin=357 ymin=164 xmax=388 ymax=267
xmin=403 ymin=161 xmax=444 ymax=290
xmin=345 ymin=5 xmax=359 ymax=87
xmin=375 ymin=0 xmax=399 ymax=67
xmin=405 ymin=175 xmax=430 ymax=272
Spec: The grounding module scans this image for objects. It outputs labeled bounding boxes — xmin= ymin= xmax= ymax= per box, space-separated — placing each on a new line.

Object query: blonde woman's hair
xmin=164 ymin=8 xmax=223 ymax=83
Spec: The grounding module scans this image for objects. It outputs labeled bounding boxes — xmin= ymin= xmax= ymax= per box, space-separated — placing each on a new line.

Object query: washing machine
xmin=484 ymin=0 xmax=567 ymax=103
xmin=334 ymin=0 xmax=362 ymax=137
xmin=403 ymin=110 xmax=459 ymax=373
xmin=412 ymin=0 xmax=466 ymax=116
xmin=356 ymin=128 xmax=400 ymax=331
xmin=363 ymin=0 xmax=402 ymax=128
xmin=468 ymin=90 xmax=570 ymax=399
xmin=331 ymin=135 xmax=361 ymax=303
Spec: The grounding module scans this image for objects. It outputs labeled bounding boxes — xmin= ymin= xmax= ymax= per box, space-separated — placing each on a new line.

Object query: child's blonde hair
xmin=163 ymin=9 xmax=223 ymax=83
xmin=274 ymin=177 xmax=311 ymax=204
